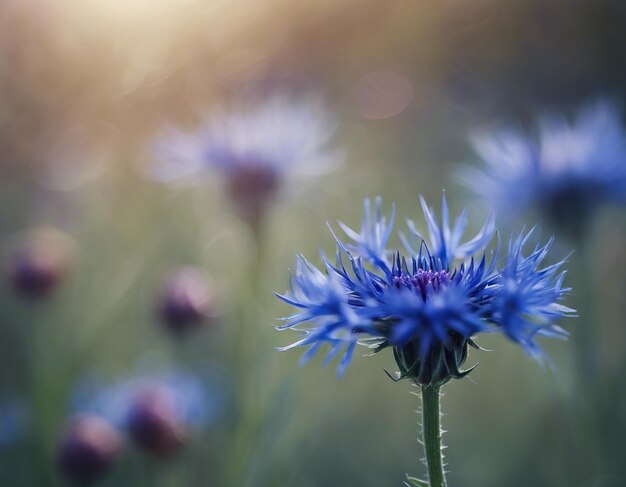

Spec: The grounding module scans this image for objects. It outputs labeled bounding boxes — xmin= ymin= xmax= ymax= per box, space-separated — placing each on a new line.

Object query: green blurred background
xmin=2 ymin=1 xmax=626 ymax=486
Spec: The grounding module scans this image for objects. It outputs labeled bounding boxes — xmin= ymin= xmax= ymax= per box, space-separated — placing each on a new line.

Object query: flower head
xmin=6 ymin=227 xmax=74 ymax=299
xmin=57 ymin=414 xmax=123 ymax=485
xmin=69 ymin=364 xmax=227 ymax=455
xmin=0 ymin=397 xmax=29 ymax=448
xmin=156 ymin=267 xmax=219 ymax=336
xmin=127 ymin=386 xmax=185 ymax=456
xmin=151 ymin=96 xmax=340 ymax=229
xmin=276 ymin=195 xmax=574 ymax=385
xmin=466 ymin=100 xmax=626 ymax=237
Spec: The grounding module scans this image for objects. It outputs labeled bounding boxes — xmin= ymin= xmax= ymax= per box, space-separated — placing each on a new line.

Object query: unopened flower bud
xmin=7 ymin=227 xmax=73 ymax=299
xmin=57 ymin=415 xmax=122 ymax=484
xmin=157 ymin=268 xmax=216 ymax=335
xmin=127 ymin=387 xmax=185 ymax=457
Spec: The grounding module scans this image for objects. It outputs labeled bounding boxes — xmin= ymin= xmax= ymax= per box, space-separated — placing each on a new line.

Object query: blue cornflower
xmin=466 ymin=100 xmax=626 ymax=237
xmin=151 ymin=96 xmax=340 ymax=228
xmin=277 ymin=195 xmax=574 ymax=385
xmin=69 ymin=364 xmax=227 ymax=435
xmin=0 ymin=396 xmax=29 ymax=448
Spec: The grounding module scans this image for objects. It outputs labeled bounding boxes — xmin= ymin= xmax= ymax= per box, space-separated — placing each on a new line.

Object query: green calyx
xmin=387 ymin=332 xmax=479 ymax=387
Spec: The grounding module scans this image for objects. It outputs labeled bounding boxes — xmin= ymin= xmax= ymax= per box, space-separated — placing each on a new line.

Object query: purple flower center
xmin=392 ymin=269 xmax=450 ymax=300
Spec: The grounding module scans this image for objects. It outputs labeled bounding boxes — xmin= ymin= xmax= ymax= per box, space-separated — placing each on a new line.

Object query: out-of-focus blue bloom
xmin=157 ymin=267 xmax=219 ymax=336
xmin=151 ymin=96 xmax=340 ymax=227
xmin=0 ymin=397 xmax=29 ymax=447
xmin=276 ymin=195 xmax=574 ymax=383
xmin=466 ymin=100 xmax=626 ymax=236
xmin=57 ymin=414 xmax=123 ymax=484
xmin=69 ymin=363 xmax=227 ymax=432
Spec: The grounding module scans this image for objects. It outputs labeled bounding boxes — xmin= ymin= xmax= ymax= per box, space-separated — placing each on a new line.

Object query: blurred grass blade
xmin=404 ymin=474 xmax=429 ymax=487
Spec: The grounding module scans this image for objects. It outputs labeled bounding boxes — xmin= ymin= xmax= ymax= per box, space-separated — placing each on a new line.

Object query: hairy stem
xmin=421 ymin=385 xmax=447 ymax=487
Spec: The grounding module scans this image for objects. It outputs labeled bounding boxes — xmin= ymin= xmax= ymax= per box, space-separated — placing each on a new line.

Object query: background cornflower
xmin=151 ymin=96 xmax=340 ymax=232
xmin=156 ymin=267 xmax=219 ymax=337
xmin=466 ymin=100 xmax=626 ymax=238
xmin=466 ymin=100 xmax=626 ymax=483
xmin=149 ymin=94 xmax=343 ymax=487
xmin=57 ymin=414 xmax=123 ymax=485
xmin=68 ymin=365 xmax=226 ymax=457
xmin=277 ymin=195 xmax=573 ymax=486
xmin=5 ymin=227 xmax=74 ymax=300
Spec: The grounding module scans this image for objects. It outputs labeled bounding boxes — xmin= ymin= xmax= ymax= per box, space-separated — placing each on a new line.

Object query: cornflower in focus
xmin=466 ymin=100 xmax=626 ymax=238
xmin=151 ymin=95 xmax=340 ymax=231
xmin=466 ymin=101 xmax=626 ymax=479
xmin=276 ymin=195 xmax=574 ymax=486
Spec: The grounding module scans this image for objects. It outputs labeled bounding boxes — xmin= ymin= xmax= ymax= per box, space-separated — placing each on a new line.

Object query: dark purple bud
xmin=7 ymin=228 xmax=73 ymax=299
xmin=158 ymin=268 xmax=216 ymax=335
xmin=57 ymin=415 xmax=123 ymax=485
xmin=127 ymin=387 xmax=185 ymax=457
xmin=225 ymin=165 xmax=280 ymax=228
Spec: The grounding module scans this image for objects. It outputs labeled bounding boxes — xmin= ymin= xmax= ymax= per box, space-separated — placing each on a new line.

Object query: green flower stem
xmin=224 ymin=225 xmax=270 ymax=487
xmin=421 ymin=385 xmax=447 ymax=487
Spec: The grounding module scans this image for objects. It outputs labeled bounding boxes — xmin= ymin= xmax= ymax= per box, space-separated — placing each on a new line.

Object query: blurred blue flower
xmin=0 ymin=396 xmax=29 ymax=447
xmin=276 ymin=195 xmax=574 ymax=384
xmin=151 ymin=96 xmax=340 ymax=227
xmin=69 ymin=363 xmax=227 ymax=432
xmin=466 ymin=100 xmax=626 ymax=236
xmin=489 ymin=230 xmax=572 ymax=364
xmin=401 ymin=194 xmax=495 ymax=268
